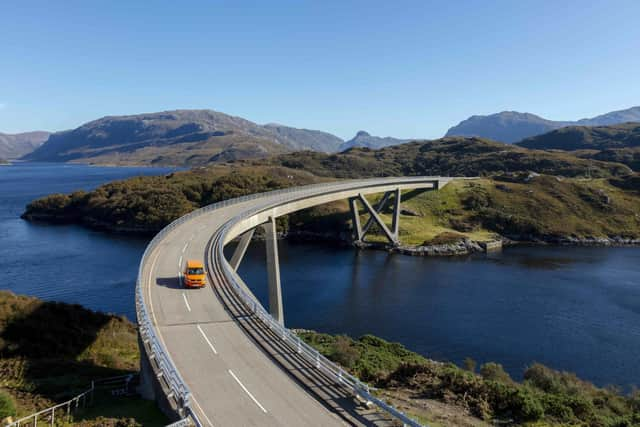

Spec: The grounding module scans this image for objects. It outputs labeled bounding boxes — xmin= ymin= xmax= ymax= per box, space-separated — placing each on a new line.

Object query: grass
xmin=0 ymin=291 xmax=167 ymax=425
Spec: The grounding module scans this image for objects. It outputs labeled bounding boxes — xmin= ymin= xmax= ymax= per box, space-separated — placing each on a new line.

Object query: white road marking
xmin=178 ymin=255 xmax=183 ymax=268
xmin=192 ymin=396 xmax=215 ymax=427
xmin=182 ymin=242 xmax=188 ymax=253
xmin=228 ymin=369 xmax=267 ymax=413
xmin=182 ymin=292 xmax=191 ymax=312
xmin=148 ymin=252 xmax=161 ymax=328
xmin=197 ymin=325 xmax=218 ymax=355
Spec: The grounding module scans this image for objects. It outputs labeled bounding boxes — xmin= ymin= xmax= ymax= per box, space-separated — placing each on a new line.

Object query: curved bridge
xmin=137 ymin=177 xmax=454 ymax=426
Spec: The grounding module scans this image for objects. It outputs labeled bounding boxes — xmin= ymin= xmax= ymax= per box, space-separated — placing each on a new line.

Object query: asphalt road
xmin=140 ymin=178 xmax=450 ymax=426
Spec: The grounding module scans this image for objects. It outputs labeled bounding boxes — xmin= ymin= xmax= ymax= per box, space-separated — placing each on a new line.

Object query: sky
xmin=1 ymin=0 xmax=639 ymax=139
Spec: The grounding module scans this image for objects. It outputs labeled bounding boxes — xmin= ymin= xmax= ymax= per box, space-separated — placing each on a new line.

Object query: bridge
xmin=136 ymin=176 xmax=454 ymax=426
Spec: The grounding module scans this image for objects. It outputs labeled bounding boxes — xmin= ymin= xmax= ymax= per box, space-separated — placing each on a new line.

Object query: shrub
xmin=330 ymin=335 xmax=359 ymax=369
xmin=0 ymin=390 xmax=16 ymax=419
xmin=463 ymin=357 xmax=477 ymax=373
xmin=480 ymin=362 xmax=512 ymax=384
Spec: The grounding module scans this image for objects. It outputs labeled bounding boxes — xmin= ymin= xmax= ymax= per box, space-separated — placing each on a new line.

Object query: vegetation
xmin=0 ymin=291 xmax=167 ymax=425
xmin=22 ymin=165 xmax=323 ymax=234
xmin=518 ymin=123 xmax=640 ymax=171
xmin=21 ymin=137 xmax=640 ymax=244
xmin=518 ymin=123 xmax=640 ymax=151
xmin=259 ymin=136 xmax=631 ymax=178
xmin=299 ymin=331 xmax=640 ymax=427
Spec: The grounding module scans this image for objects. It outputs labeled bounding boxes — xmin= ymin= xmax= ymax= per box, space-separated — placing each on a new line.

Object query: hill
xmin=518 ymin=123 xmax=640 ymax=151
xmin=517 ymin=123 xmax=640 ymax=171
xmin=261 ymin=137 xmax=631 ymax=178
xmin=445 ymin=106 xmax=640 ymax=143
xmin=23 ymin=110 xmax=343 ymax=165
xmin=0 ymin=131 xmax=50 ymax=159
xmin=338 ymin=130 xmax=410 ymax=151
xmin=22 ymin=137 xmax=640 ymax=243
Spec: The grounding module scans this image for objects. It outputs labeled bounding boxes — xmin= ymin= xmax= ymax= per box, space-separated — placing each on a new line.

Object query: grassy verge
xmin=0 ymin=291 xmax=167 ymax=425
xmin=299 ymin=331 xmax=640 ymax=427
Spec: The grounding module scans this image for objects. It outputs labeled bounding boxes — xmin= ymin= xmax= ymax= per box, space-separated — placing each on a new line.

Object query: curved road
xmin=140 ymin=177 xmax=451 ymax=426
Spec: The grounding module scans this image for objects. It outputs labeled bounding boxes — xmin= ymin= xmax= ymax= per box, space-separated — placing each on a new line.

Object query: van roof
xmin=186 ymin=260 xmax=204 ymax=269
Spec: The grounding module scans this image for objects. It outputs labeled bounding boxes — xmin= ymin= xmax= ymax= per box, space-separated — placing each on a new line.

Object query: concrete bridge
xmin=136 ymin=176 xmax=454 ymax=426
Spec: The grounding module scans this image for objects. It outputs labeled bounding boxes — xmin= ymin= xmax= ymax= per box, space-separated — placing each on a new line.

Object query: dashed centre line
xmin=228 ymin=369 xmax=267 ymax=413
xmin=182 ymin=292 xmax=191 ymax=312
xmin=197 ymin=324 xmax=218 ymax=355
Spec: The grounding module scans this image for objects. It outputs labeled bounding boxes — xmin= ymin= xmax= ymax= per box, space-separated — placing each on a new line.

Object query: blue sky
xmin=1 ymin=0 xmax=639 ymax=139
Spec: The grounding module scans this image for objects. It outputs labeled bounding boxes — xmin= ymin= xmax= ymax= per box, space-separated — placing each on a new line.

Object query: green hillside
xmin=0 ymin=291 xmax=167 ymax=426
xmin=21 ymin=137 xmax=640 ymax=244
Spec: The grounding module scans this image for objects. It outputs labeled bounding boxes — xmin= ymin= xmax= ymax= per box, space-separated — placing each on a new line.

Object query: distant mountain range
xmin=445 ymin=106 xmax=640 ymax=143
xmin=339 ymin=131 xmax=410 ymax=151
xmin=21 ymin=110 xmax=416 ymax=165
xmin=0 ymin=131 xmax=50 ymax=159
xmin=24 ymin=110 xmax=345 ymax=165
xmin=9 ymin=105 xmax=640 ymax=166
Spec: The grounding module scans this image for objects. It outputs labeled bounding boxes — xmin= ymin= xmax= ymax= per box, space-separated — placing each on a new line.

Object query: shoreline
xmin=20 ymin=213 xmax=640 ymax=256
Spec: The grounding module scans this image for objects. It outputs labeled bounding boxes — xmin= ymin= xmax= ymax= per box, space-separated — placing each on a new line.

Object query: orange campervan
xmin=183 ymin=260 xmax=206 ymax=288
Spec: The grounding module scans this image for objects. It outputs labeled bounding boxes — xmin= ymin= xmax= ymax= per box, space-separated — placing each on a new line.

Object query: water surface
xmin=237 ymin=241 xmax=640 ymax=389
xmin=0 ymin=162 xmax=177 ymax=319
xmin=1 ymin=163 xmax=638 ymax=390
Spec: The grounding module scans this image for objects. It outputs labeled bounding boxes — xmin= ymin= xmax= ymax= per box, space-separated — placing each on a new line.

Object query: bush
xmin=330 ymin=335 xmax=359 ymax=369
xmin=480 ymin=362 xmax=512 ymax=383
xmin=0 ymin=390 xmax=16 ymax=419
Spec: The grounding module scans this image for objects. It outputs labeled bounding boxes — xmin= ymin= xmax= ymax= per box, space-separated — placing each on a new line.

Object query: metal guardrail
xmin=136 ymin=177 xmax=445 ymax=427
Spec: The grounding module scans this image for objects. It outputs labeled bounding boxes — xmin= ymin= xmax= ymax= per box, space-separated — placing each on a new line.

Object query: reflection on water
xmin=237 ymin=241 xmax=640 ymax=390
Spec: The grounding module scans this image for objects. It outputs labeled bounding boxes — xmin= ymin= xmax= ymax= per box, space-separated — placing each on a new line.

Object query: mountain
xmin=445 ymin=106 xmax=640 ymax=143
xmin=518 ymin=123 xmax=640 ymax=151
xmin=23 ymin=110 xmax=343 ymax=165
xmin=338 ymin=131 xmax=410 ymax=151
xmin=263 ymin=123 xmax=343 ymax=152
xmin=0 ymin=131 xmax=50 ymax=159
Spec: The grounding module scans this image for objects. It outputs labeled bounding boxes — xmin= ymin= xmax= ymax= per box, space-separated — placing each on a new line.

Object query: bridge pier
xmin=350 ymin=189 xmax=402 ymax=246
xmin=262 ymin=216 xmax=284 ymax=325
xmin=230 ymin=228 xmax=255 ymax=271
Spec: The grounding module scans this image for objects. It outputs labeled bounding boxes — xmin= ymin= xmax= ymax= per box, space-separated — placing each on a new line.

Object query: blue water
xmin=237 ymin=241 xmax=640 ymax=390
xmin=0 ymin=162 xmax=178 ymax=319
xmin=2 ymin=163 xmax=639 ymax=389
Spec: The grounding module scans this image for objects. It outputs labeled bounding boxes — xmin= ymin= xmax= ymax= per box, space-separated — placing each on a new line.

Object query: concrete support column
xmin=391 ymin=188 xmax=401 ymax=238
xmin=262 ymin=217 xmax=284 ymax=325
xmin=358 ymin=194 xmax=398 ymax=245
xmin=349 ymin=197 xmax=363 ymax=242
xmin=230 ymin=228 xmax=255 ymax=271
xmin=137 ymin=335 xmax=156 ymax=401
xmin=361 ymin=191 xmax=392 ymax=237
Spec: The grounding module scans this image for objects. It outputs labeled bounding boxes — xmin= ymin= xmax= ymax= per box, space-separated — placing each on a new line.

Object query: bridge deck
xmin=141 ymin=178 xmax=452 ymax=426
